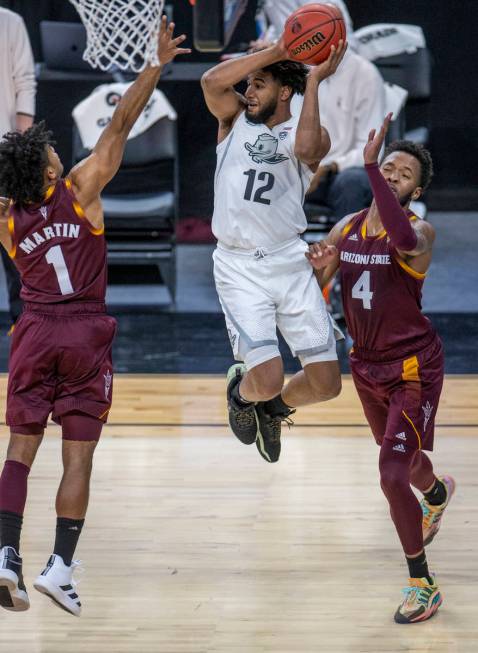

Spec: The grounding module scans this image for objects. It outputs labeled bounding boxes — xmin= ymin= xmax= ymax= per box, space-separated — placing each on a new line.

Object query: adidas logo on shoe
xmin=33 ymin=555 xmax=82 ymax=617
xmin=393 ymin=443 xmax=406 ymax=453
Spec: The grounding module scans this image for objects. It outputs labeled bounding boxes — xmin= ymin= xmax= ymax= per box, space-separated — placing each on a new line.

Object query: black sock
xmin=264 ymin=393 xmax=293 ymax=417
xmin=406 ymin=550 xmax=432 ymax=584
xmin=424 ymin=478 xmax=447 ymax=506
xmin=0 ymin=510 xmax=23 ymax=553
xmin=54 ymin=518 xmax=84 ymax=566
xmin=231 ymin=383 xmax=253 ymax=408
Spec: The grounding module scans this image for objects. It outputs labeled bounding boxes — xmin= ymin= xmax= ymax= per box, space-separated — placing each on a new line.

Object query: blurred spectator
xmin=297 ymin=47 xmax=386 ymax=219
xmin=252 ymin=0 xmax=358 ymax=51
xmin=0 ymin=7 xmax=36 ymax=324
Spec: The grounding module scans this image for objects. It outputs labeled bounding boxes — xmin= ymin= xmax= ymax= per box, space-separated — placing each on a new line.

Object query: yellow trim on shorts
xmin=98 ymin=408 xmax=110 ymax=420
xmin=402 ymin=355 xmax=420 ymax=382
xmin=402 ymin=409 xmax=422 ymax=449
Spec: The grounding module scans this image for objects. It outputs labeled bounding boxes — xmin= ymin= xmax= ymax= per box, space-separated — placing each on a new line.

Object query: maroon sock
xmin=0 ymin=460 xmax=30 ymax=552
xmin=0 ymin=460 xmax=30 ymax=515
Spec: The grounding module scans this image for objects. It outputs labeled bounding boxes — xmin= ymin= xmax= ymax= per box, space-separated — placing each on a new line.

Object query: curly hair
xmin=383 ymin=140 xmax=434 ymax=191
xmin=0 ymin=122 xmax=54 ymax=205
xmin=262 ymin=60 xmax=309 ymax=96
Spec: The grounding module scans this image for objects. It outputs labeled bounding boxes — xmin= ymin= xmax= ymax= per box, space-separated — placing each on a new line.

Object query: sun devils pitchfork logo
xmin=104 ymin=369 xmax=112 ymax=400
xmin=422 ymin=400 xmax=433 ymax=431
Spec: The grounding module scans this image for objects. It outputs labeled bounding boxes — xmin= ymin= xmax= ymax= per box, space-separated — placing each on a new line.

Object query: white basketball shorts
xmin=213 ymin=237 xmax=342 ymax=370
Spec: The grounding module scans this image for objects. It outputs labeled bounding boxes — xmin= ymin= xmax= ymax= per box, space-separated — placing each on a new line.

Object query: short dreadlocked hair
xmin=383 ymin=140 xmax=434 ymax=191
xmin=262 ymin=61 xmax=309 ymax=96
xmin=0 ymin=122 xmax=54 ymax=205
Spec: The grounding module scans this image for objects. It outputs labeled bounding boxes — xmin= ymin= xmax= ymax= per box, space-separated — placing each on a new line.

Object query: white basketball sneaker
xmin=33 ymin=554 xmax=82 ymax=616
xmin=0 ymin=546 xmax=30 ymax=611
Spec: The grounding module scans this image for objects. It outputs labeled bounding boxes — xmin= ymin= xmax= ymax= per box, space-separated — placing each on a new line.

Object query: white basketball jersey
xmin=212 ymin=111 xmax=314 ymax=250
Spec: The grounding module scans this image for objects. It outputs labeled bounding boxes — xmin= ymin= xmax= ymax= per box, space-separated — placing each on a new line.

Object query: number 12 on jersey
xmin=351 ymin=270 xmax=373 ymax=309
xmin=243 ymin=169 xmax=275 ymax=205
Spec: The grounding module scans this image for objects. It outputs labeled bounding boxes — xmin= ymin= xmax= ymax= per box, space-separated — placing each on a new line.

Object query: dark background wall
xmin=1 ymin=0 xmax=476 ymax=214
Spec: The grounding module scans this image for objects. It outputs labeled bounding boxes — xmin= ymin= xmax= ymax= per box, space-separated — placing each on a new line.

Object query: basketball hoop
xmin=69 ymin=0 xmax=165 ymax=72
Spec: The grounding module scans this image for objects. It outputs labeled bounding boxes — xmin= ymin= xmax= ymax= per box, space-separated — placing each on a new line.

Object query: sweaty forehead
xmin=382 ymin=150 xmax=421 ymax=176
xmin=247 ymin=70 xmax=274 ymax=84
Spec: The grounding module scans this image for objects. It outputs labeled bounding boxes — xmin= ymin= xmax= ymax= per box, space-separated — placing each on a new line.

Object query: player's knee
xmin=247 ymin=370 xmax=284 ymax=401
xmin=7 ymin=431 xmax=43 ymax=467
xmin=379 ymin=463 xmax=407 ymax=497
xmin=62 ymin=440 xmax=98 ymax=476
xmin=309 ymin=376 xmax=342 ymax=402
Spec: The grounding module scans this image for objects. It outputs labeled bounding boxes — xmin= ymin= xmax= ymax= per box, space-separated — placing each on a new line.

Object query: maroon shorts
xmin=350 ymin=334 xmax=444 ymax=451
xmin=6 ymin=302 xmax=117 ymax=440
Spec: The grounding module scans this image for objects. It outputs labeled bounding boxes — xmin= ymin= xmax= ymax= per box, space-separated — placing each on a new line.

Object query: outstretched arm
xmin=68 ymin=17 xmax=190 ymax=214
xmin=294 ymin=41 xmax=346 ymax=168
xmin=364 ymin=114 xmax=435 ymax=257
xmin=201 ymin=38 xmax=287 ymax=127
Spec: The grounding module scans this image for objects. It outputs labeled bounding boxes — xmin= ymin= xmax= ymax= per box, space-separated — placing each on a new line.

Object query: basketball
xmin=284 ymin=3 xmax=346 ymax=65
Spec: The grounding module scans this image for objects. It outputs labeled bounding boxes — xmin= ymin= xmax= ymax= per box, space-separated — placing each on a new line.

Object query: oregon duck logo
xmin=245 ymin=134 xmax=289 ymax=164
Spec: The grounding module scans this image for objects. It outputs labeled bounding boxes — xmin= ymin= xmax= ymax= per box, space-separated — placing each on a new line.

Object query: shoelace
xmin=266 ymin=411 xmax=296 ymax=443
xmin=401 ymin=585 xmax=433 ymax=606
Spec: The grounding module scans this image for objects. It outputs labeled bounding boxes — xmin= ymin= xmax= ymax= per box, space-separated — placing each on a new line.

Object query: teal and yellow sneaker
xmin=421 ymin=475 xmax=456 ymax=546
xmin=394 ymin=575 xmax=442 ymax=624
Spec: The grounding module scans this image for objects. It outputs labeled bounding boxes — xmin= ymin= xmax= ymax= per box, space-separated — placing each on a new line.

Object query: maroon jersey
xmin=337 ymin=209 xmax=435 ymax=361
xmin=7 ymin=178 xmax=107 ymax=304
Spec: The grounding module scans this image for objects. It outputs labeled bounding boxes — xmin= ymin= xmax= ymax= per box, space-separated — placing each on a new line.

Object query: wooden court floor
xmin=0 ymin=375 xmax=477 ymax=653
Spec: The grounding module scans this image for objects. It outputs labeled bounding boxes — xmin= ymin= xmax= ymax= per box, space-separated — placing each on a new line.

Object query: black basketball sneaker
xmin=255 ymin=403 xmax=295 ymax=463
xmin=0 ymin=546 xmax=30 ymax=611
xmin=226 ymin=363 xmax=258 ymax=445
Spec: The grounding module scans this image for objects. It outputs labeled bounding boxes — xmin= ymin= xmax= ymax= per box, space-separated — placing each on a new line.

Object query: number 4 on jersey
xmin=351 ymin=270 xmax=373 ymax=309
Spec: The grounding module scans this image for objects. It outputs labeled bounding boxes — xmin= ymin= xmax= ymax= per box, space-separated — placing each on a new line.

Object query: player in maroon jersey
xmin=0 ymin=18 xmax=190 ymax=616
xmin=307 ymin=114 xmax=455 ymax=624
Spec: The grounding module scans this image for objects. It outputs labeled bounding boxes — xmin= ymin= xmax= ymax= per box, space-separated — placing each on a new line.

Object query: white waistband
xmin=216 ymin=237 xmax=301 ymax=258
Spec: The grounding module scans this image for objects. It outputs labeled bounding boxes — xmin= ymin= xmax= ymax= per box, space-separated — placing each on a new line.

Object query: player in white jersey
xmin=201 ymin=36 xmax=347 ymax=462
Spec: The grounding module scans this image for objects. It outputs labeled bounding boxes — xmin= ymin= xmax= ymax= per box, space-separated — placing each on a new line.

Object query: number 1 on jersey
xmin=351 ymin=270 xmax=373 ymax=309
xmin=45 ymin=245 xmax=74 ymax=295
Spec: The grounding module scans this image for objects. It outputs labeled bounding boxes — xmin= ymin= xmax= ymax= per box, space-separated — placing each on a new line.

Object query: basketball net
xmin=69 ymin=0 xmax=164 ymax=72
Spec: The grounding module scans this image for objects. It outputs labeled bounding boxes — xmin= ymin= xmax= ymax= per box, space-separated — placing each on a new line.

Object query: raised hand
xmin=310 ymin=40 xmax=347 ymax=83
xmin=305 ymin=241 xmax=338 ymax=270
xmin=157 ymin=15 xmax=191 ymax=66
xmin=363 ymin=113 xmax=393 ymax=165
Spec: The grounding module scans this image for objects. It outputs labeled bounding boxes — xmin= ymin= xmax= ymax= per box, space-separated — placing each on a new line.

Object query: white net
xmin=69 ymin=0 xmax=164 ymax=72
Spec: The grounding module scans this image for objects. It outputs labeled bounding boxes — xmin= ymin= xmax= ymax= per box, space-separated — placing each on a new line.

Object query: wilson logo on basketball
xmin=291 ymin=20 xmax=302 ymax=35
xmin=291 ymin=31 xmax=326 ymax=55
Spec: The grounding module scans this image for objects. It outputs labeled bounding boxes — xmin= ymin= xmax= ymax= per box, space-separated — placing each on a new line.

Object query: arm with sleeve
xmin=365 ymin=163 xmax=418 ymax=251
